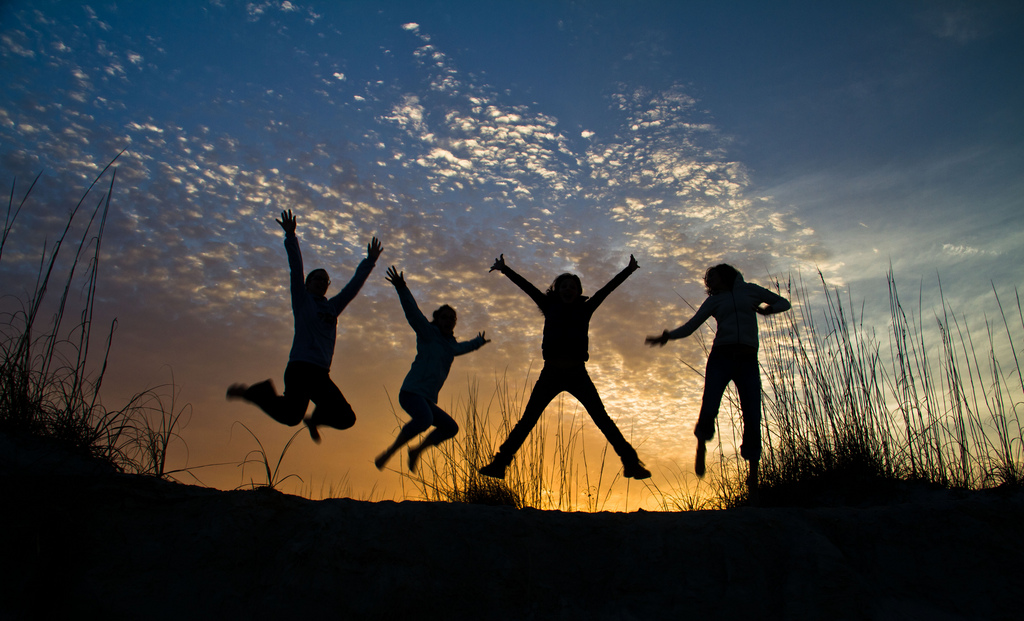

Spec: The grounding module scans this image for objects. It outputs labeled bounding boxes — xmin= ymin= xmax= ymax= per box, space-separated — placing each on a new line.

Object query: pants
xmin=494 ymin=362 xmax=639 ymax=465
xmin=397 ymin=390 xmax=459 ymax=448
xmin=694 ymin=344 xmax=762 ymax=462
xmin=246 ymin=360 xmax=355 ymax=429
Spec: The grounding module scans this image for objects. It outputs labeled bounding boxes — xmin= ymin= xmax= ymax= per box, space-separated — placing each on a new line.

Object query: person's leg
xmin=694 ymin=349 xmax=732 ymax=441
xmin=408 ymin=402 xmax=459 ymax=472
xmin=693 ymin=348 xmax=732 ymax=476
xmin=230 ymin=363 xmax=310 ymax=426
xmin=480 ymin=366 xmax=562 ymax=477
xmin=305 ymin=364 xmax=356 ymax=431
xmin=734 ymin=349 xmax=763 ymax=487
xmin=564 ymin=367 xmax=648 ymax=479
xmin=376 ymin=391 xmax=433 ymax=470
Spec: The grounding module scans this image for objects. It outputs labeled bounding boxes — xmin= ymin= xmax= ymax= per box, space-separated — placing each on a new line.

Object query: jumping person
xmin=375 ymin=266 xmax=490 ymax=472
xmin=479 ymin=254 xmax=651 ymax=480
xmin=645 ymin=263 xmax=790 ymax=490
xmin=227 ymin=209 xmax=382 ymax=443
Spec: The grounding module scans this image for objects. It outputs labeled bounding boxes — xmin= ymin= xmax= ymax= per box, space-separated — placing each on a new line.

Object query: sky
xmin=2 ymin=0 xmax=1022 ymax=510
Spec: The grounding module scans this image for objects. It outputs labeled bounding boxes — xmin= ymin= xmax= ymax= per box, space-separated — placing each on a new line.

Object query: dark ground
xmin=3 ymin=432 xmax=1023 ymax=620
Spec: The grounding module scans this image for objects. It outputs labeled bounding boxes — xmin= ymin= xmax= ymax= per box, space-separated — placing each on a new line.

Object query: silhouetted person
xmin=227 ymin=209 xmax=382 ymax=443
xmin=479 ymin=254 xmax=651 ymax=480
xmin=375 ymin=266 xmax=490 ymax=472
xmin=646 ymin=263 xmax=790 ymax=490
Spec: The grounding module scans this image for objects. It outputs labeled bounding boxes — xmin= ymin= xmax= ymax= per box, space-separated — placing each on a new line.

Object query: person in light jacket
xmin=375 ymin=266 xmax=490 ymax=472
xmin=228 ymin=209 xmax=382 ymax=443
xmin=646 ymin=263 xmax=790 ymax=490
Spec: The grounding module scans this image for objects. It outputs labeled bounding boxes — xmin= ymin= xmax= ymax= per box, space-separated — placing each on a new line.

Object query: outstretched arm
xmin=589 ymin=254 xmax=640 ymax=308
xmin=489 ymin=253 xmax=546 ymax=308
xmin=387 ymin=266 xmax=432 ymax=333
xmin=279 ymin=210 xmax=305 ymax=300
xmin=327 ymin=236 xmax=381 ymax=313
xmin=454 ymin=330 xmax=491 ymax=356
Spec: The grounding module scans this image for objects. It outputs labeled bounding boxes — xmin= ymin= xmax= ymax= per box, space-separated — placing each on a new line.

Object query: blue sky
xmin=2 ymin=0 xmax=1022 ymax=507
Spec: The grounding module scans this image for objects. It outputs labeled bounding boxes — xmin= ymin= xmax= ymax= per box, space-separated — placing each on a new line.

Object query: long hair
xmin=704 ymin=264 xmax=741 ymax=296
xmin=545 ymin=273 xmax=588 ymax=301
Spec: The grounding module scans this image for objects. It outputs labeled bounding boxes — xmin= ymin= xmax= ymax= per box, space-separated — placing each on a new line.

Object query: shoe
xmin=478 ymin=460 xmax=507 ymax=479
xmin=226 ymin=384 xmax=248 ymax=400
xmin=695 ymin=441 xmax=706 ymax=478
xmin=407 ymin=446 xmax=421 ymax=473
xmin=623 ymin=461 xmax=651 ymax=480
xmin=246 ymin=379 xmax=277 ymax=402
xmin=304 ymin=417 xmax=322 ymax=444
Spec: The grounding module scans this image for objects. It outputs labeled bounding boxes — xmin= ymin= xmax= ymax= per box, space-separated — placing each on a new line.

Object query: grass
xmin=751 ymin=269 xmax=1024 ymax=506
xmin=386 ymin=368 xmax=632 ymax=511
xmin=388 ymin=267 xmax=1023 ymax=512
xmin=5 ymin=162 xmax=1020 ymax=511
xmin=0 ymin=160 xmax=191 ymax=479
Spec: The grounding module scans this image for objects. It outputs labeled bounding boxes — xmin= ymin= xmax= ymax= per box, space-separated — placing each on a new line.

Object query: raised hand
xmin=645 ymin=330 xmax=670 ymax=347
xmin=489 ymin=254 xmax=506 ymax=273
xmin=367 ymin=237 xmax=383 ymax=261
xmin=628 ymin=254 xmax=639 ymax=271
xmin=276 ymin=209 xmax=297 ymax=234
xmin=478 ymin=331 xmax=491 ymax=344
xmin=385 ymin=265 xmax=406 ymax=288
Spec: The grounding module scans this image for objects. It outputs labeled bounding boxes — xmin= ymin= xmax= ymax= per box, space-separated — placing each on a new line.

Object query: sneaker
xmin=478 ymin=460 xmax=507 ymax=479
xmin=304 ymin=417 xmax=322 ymax=444
xmin=695 ymin=441 xmax=707 ymax=478
xmin=623 ymin=461 xmax=651 ymax=480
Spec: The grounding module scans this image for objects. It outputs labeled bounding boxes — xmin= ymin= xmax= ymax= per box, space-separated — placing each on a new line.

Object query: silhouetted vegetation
xmin=0 ymin=160 xmax=190 ymax=478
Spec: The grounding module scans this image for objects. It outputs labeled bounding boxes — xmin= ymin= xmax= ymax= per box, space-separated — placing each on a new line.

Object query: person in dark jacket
xmin=646 ymin=263 xmax=790 ymax=489
xmin=479 ymin=254 xmax=650 ymax=480
xmin=227 ymin=209 xmax=382 ymax=443
xmin=375 ymin=266 xmax=489 ymax=472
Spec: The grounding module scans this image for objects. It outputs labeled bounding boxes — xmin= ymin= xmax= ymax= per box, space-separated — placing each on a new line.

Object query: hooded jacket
xmin=285 ymin=232 xmax=376 ymax=370
xmin=396 ymin=285 xmax=486 ymax=402
xmin=667 ymin=276 xmax=790 ymax=349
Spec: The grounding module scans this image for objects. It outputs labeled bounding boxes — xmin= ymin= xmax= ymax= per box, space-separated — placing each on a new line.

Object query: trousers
xmin=246 ymin=360 xmax=355 ymax=429
xmin=495 ymin=362 xmax=639 ymax=464
xmin=694 ymin=344 xmax=762 ymax=461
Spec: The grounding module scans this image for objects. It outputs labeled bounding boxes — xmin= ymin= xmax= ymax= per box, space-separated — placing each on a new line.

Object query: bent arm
xmin=754 ymin=285 xmax=791 ymax=315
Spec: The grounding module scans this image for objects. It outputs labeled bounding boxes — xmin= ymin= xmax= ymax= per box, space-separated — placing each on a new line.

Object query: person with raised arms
xmin=479 ymin=254 xmax=650 ymax=481
xmin=227 ymin=209 xmax=382 ymax=443
xmin=375 ymin=266 xmax=490 ymax=472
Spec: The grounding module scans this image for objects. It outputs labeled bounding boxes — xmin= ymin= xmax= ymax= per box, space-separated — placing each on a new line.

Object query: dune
xmin=2 ymin=432 xmax=1022 ymax=620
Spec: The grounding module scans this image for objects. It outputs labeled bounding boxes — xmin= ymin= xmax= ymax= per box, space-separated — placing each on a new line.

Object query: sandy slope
xmin=2 ymin=434 xmax=1023 ymax=620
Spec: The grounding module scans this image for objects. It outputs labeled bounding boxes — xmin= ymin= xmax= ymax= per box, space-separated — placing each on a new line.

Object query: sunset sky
xmin=2 ymin=1 xmax=1022 ymax=509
